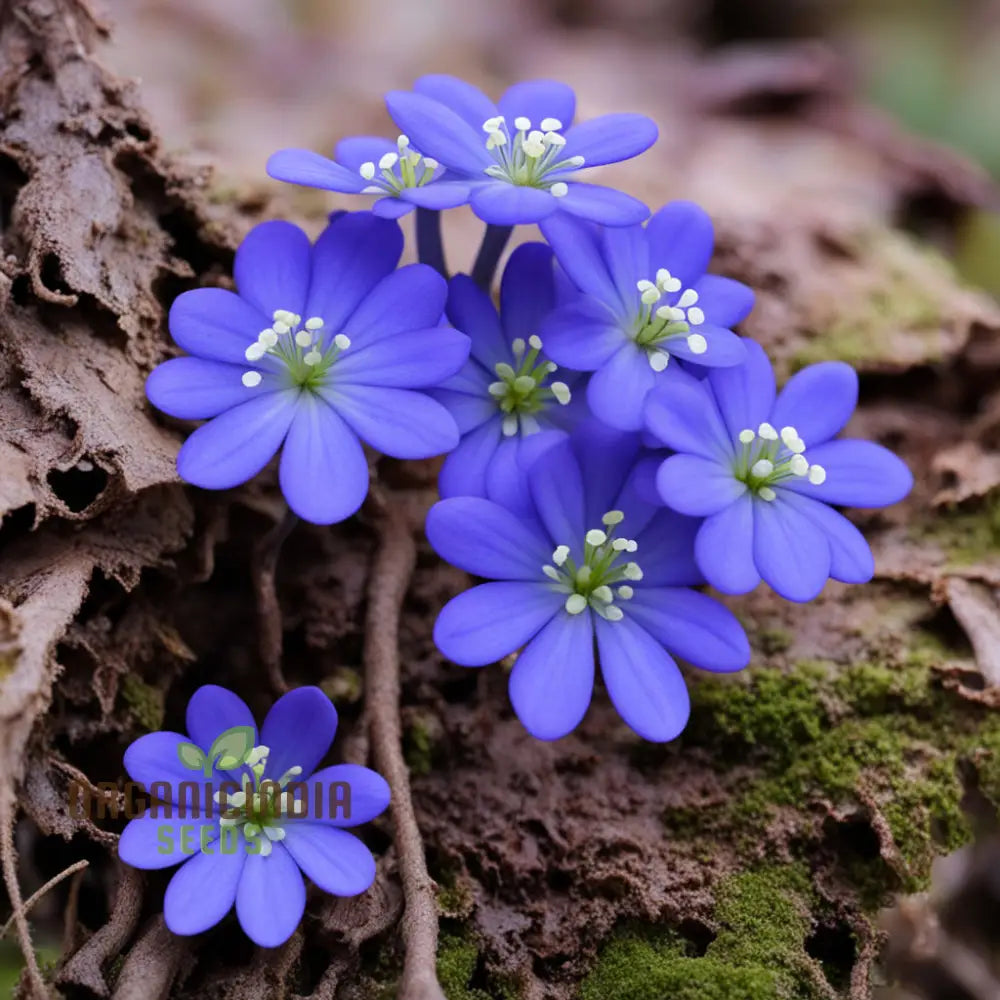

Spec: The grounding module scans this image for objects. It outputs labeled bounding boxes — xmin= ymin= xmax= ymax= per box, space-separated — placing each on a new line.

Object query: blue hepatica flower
xmin=146 ymin=211 xmax=469 ymax=524
xmin=433 ymin=242 xmax=587 ymax=508
xmin=647 ymin=339 xmax=914 ymax=602
xmin=383 ymin=75 xmax=656 ymax=226
xmin=427 ymin=424 xmax=750 ymax=742
xmin=267 ymin=134 xmax=471 ymax=219
xmin=118 ymin=685 xmax=390 ymax=947
xmin=539 ymin=200 xmax=754 ymax=431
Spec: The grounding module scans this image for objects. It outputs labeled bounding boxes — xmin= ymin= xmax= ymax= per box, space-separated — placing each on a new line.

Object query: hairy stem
xmin=1 ymin=859 xmax=88 ymax=939
xmin=471 ymin=223 xmax=513 ymax=290
xmin=415 ymin=208 xmax=447 ymax=278
xmin=252 ymin=506 xmax=299 ymax=695
xmin=364 ymin=496 xmax=444 ymax=1000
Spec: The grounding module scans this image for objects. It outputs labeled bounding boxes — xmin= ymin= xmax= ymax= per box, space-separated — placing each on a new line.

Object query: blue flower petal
xmin=176 ymin=390 xmax=298 ymax=491
xmin=527 ymin=439 xmax=586 ymax=549
xmin=557 ymin=183 xmax=649 ymax=225
xmin=413 ymin=74 xmax=499 ymax=131
xmin=235 ymin=845 xmax=306 ymax=948
xmin=146 ymin=357 xmax=281 ymax=421
xmin=435 ymin=582 xmax=563 ymax=666
xmin=645 ymin=201 xmax=714 ymax=288
xmin=164 ymin=845 xmax=246 ymax=936
xmin=570 ymin=419 xmax=643 ymax=524
xmin=278 ymin=396 xmax=368 ymax=525
xmin=323 ymin=384 xmax=458 ymax=459
xmin=600 ymin=223 xmax=649 ymax=305
xmin=656 ymin=454 xmax=746 ymax=516
xmin=385 ymin=90 xmax=492 ymax=175
xmin=235 ymin=220 xmax=311 ymax=320
xmin=371 ymin=197 xmax=414 ymax=219
xmin=119 ymin=815 xmax=217 ymax=870
xmin=753 ymin=493 xmax=831 ymax=602
xmin=305 ymin=213 xmax=404 ymax=335
xmin=499 ymin=79 xmax=576 ymax=129
xmin=168 ymin=288 xmax=267 ymax=364
xmin=667 ymin=324 xmax=747 ymax=367
xmin=266 ymin=149 xmax=366 ymax=193
xmin=595 ymin=616 xmax=690 ymax=742
xmin=400 ymin=182 xmax=472 ymax=210
xmin=633 ymin=509 xmax=704 ymax=586
xmin=541 ymin=214 xmax=620 ymax=306
xmin=470 ymin=183 xmax=559 ymax=225
xmin=770 ymin=362 xmax=858 ymax=447
xmin=587 ymin=345 xmax=656 ymax=431
xmin=538 ymin=298 xmax=625 ymax=371
xmin=335 ymin=328 xmax=469 ymax=388
xmin=695 ymin=494 xmax=760 ymax=593
xmin=509 ymin=610 xmax=595 ymax=740
xmin=301 ymin=763 xmax=390 ymax=827
xmin=186 ymin=685 xmax=256 ymax=753
xmin=426 ymin=497 xmax=551 ymax=580
xmin=500 ymin=243 xmax=556 ymax=344
xmin=281 ymin=825 xmax=376 ymax=895
xmin=783 ymin=439 xmax=913 ymax=507
xmin=433 ymin=385 xmax=495 ymax=434
xmin=644 ymin=372 xmax=733 ymax=459
xmin=333 ymin=135 xmax=397 ymax=170
xmin=446 ymin=274 xmax=506 ymax=367
xmin=438 ymin=416 xmax=502 ymax=498
xmin=626 ymin=587 xmax=750 ymax=673
xmin=562 ymin=113 xmax=657 ymax=167
xmin=340 ymin=262 xmax=446 ymax=347
xmin=705 ymin=337 xmax=775 ymax=440
xmin=780 ymin=491 xmax=873 ymax=584
xmin=693 ymin=275 xmax=755 ymax=327
xmin=260 ymin=686 xmax=338 ymax=785
xmin=124 ymin=731 xmax=217 ymax=799
xmin=486 ymin=431 xmax=565 ymax=516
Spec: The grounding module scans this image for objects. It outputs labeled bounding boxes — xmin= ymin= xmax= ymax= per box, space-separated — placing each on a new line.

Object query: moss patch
xmin=120 ymin=674 xmax=165 ymax=732
xmin=911 ymin=495 xmax=1000 ymax=567
xmin=437 ymin=930 xmax=517 ymax=1000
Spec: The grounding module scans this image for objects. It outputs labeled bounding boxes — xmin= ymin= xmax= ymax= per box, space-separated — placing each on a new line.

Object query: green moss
xmin=320 ymin=666 xmax=363 ymax=704
xmin=579 ymin=868 xmax=824 ymax=1000
xmin=404 ymin=720 xmax=435 ymax=778
xmin=120 ymin=674 xmax=165 ymax=732
xmin=912 ymin=495 xmax=1000 ymax=566
xmin=756 ymin=627 xmax=793 ymax=656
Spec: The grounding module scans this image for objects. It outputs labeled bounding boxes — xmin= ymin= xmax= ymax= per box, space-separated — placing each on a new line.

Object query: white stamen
xmin=565 ymin=593 xmax=587 ymax=615
xmin=738 ymin=429 xmax=756 ymax=444
xmin=378 ymin=152 xmax=399 ymax=171
xmin=687 ymin=334 xmax=708 ymax=355
xmin=528 ymin=334 xmax=543 ymax=350
xmin=649 ymin=351 xmax=670 ymax=372
xmin=513 ymin=116 xmax=532 ymax=131
xmin=780 ymin=426 xmax=798 ymax=446
xmin=272 ymin=320 xmax=290 ymax=335
xmin=502 ymin=415 xmax=518 ymax=436
xmin=423 ymin=157 xmax=439 ymax=170
xmin=259 ymin=329 xmax=279 ymax=347
xmin=511 ymin=337 xmax=526 ymax=356
xmin=586 ymin=529 xmax=607 ymax=547
xmin=482 ymin=116 xmax=504 ymax=132
xmin=488 ymin=381 xmax=507 ymax=398
xmin=540 ymin=117 xmax=563 ymax=131
xmin=567 ymin=155 xmax=585 ymax=167
xmin=362 ymin=185 xmax=386 ymax=194
xmin=808 ymin=465 xmax=827 ymax=485
xmin=334 ymin=334 xmax=351 ymax=351
xmin=359 ymin=161 xmax=376 ymax=180
xmin=551 ymin=382 xmax=571 ymax=405
xmin=637 ymin=279 xmax=656 ymax=293
xmin=264 ymin=826 xmax=286 ymax=841
xmin=623 ymin=562 xmax=643 ymax=581
xmin=751 ymin=459 xmax=774 ymax=478
xmin=245 ymin=343 xmax=266 ymax=361
xmin=617 ymin=585 xmax=634 ymax=600
xmin=486 ymin=131 xmax=507 ymax=150
xmin=522 ymin=133 xmax=546 ymax=158
xmin=789 ymin=439 xmax=806 ymax=455
xmin=552 ymin=545 xmax=570 ymax=566
xmin=758 ymin=422 xmax=778 ymax=441
xmin=544 ymin=132 xmax=567 ymax=147
xmin=611 ymin=538 xmax=629 ymax=551
xmin=305 ymin=316 xmax=324 ymax=330
xmin=272 ymin=309 xmax=295 ymax=324
xmin=602 ymin=510 xmax=624 ymax=526
xmin=625 ymin=540 xmax=638 ymax=553
xmin=396 ymin=134 xmax=410 ymax=150
xmin=603 ymin=605 xmax=624 ymax=621
xmin=242 ymin=371 xmax=262 ymax=388
xmin=303 ymin=349 xmax=322 ymax=366
xmin=687 ymin=307 xmax=705 ymax=326
xmin=759 ymin=486 xmax=777 ymax=501
xmin=550 ymin=182 xmax=568 ymax=197
xmin=542 ymin=565 xmax=561 ymax=581
xmin=789 ymin=454 xmax=809 ymax=477
xmin=295 ymin=330 xmax=313 ymax=347
xmin=592 ymin=585 xmax=613 ymax=604
xmin=677 ymin=289 xmax=699 ymax=308
xmin=514 ymin=375 xmax=536 ymax=394
xmin=641 ymin=287 xmax=661 ymax=305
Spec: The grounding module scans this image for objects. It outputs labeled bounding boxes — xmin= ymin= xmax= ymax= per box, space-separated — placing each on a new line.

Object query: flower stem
xmin=415 ymin=208 xmax=447 ymax=278
xmin=252 ymin=505 xmax=299 ymax=695
xmin=471 ymin=223 xmax=513 ymax=290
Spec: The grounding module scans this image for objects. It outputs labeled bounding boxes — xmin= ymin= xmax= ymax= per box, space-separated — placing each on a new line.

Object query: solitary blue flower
xmin=433 ymin=242 xmax=586 ymax=510
xmin=647 ymin=340 xmax=914 ymax=602
xmin=384 ymin=75 xmax=656 ymax=226
xmin=146 ymin=212 xmax=469 ymax=524
xmin=539 ymin=201 xmax=754 ymax=431
xmin=427 ymin=424 xmax=750 ymax=742
xmin=118 ymin=685 xmax=390 ymax=947
xmin=267 ymin=135 xmax=471 ymax=219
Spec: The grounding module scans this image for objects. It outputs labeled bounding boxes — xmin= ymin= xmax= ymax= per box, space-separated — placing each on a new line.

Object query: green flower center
xmin=489 ymin=334 xmax=571 ymax=436
xmin=480 ymin=115 xmax=584 ymax=192
xmin=356 ymin=134 xmax=439 ymax=194
xmin=631 ymin=271 xmax=708 ymax=370
xmin=242 ymin=309 xmax=349 ymax=391
xmin=733 ymin=423 xmax=827 ymax=501
xmin=542 ymin=510 xmax=642 ymax=622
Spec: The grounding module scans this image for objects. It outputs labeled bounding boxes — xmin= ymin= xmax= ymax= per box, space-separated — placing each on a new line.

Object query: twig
xmin=1 ymin=859 xmax=89 ymax=939
xmin=363 ymin=495 xmax=445 ymax=1000
xmin=251 ymin=506 xmax=299 ymax=695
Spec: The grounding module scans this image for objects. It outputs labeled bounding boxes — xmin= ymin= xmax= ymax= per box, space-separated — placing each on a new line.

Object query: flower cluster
xmin=148 ymin=74 xmax=912 ymax=749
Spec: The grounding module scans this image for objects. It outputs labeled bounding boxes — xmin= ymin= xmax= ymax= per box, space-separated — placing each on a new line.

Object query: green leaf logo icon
xmin=176 ymin=742 xmax=206 ymax=771
xmin=207 ymin=726 xmax=256 ymax=776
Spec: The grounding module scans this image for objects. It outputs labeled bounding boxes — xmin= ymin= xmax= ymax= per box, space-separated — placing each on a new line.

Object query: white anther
xmin=623 ymin=562 xmax=643 ymax=581
xmin=423 ymin=157 xmax=439 ymax=170
xmin=637 ymin=279 xmax=656 ymax=293
xmin=788 ymin=439 xmax=806 ymax=455
xmin=617 ymin=585 xmax=634 ymax=600
xmin=567 ymin=155 xmax=585 ymax=167
xmin=408 ymin=151 xmax=422 ymax=166
xmin=528 ymin=334 xmax=543 ymax=350
xmin=565 ymin=593 xmax=587 ymax=615
xmin=545 ymin=361 xmax=558 ymax=373
xmin=552 ymin=545 xmax=570 ymax=566
xmin=738 ymin=429 xmax=756 ymax=444
xmin=540 ymin=117 xmax=563 ymax=131
xmin=687 ymin=334 xmax=708 ymax=355
xmin=305 ymin=316 xmax=324 ymax=330
xmin=488 ymin=381 xmax=507 ymax=397
xmin=586 ymin=529 xmax=607 ymax=547
xmin=649 ymin=351 xmax=670 ymax=372
xmin=625 ymin=540 xmax=638 ymax=553
xmin=592 ymin=585 xmax=613 ymax=604
xmin=245 ymin=343 xmax=266 ymax=361
xmin=378 ymin=152 xmax=399 ymax=171
xmin=513 ymin=375 xmax=536 ymax=394
xmin=543 ymin=132 xmax=566 ymax=147
xmin=550 ymin=182 xmax=568 ymax=197
xmin=641 ymin=287 xmax=661 ymax=305
xmin=486 ymin=132 xmax=507 ymax=150
xmin=603 ymin=605 xmax=624 ymax=621
xmin=295 ymin=330 xmax=313 ymax=347
xmin=359 ymin=161 xmax=376 ymax=180
xmin=657 ymin=270 xmax=682 ymax=293
xmin=362 ymin=185 xmax=386 ymax=194
xmin=602 ymin=510 xmax=625 ymax=526
xmin=264 ymin=826 xmax=286 ymax=841
xmin=502 ymin=415 xmax=518 ymax=436
xmin=687 ymin=307 xmax=705 ymax=326
xmin=514 ymin=116 xmax=532 ymax=131
xmin=258 ymin=837 xmax=274 ymax=857
xmin=758 ymin=422 xmax=778 ymax=440
xmin=611 ymin=539 xmax=629 ymax=551
xmin=396 ymin=134 xmax=410 ymax=150
xmin=272 ymin=309 xmax=295 ymax=324
xmin=759 ymin=486 xmax=777 ymax=501
xmin=242 ymin=371 xmax=262 ymax=388
xmin=542 ymin=565 xmax=561 ymax=581
xmin=551 ymin=382 xmax=571 ymax=405
xmin=751 ymin=459 xmax=774 ymax=478
xmin=482 ymin=116 xmax=504 ymax=132
xmin=511 ymin=337 xmax=526 ymax=356
xmin=334 ymin=334 xmax=351 ymax=350
xmin=522 ymin=133 xmax=546 ymax=158
xmin=789 ymin=454 xmax=809 ymax=477
xmin=780 ymin=426 xmax=798 ymax=446
xmin=808 ymin=464 xmax=827 ymax=485
xmin=272 ymin=320 xmax=290 ymax=335
xmin=257 ymin=331 xmax=277 ymax=350
xmin=303 ymin=350 xmax=322 ymax=366
xmin=677 ymin=289 xmax=699 ymax=308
